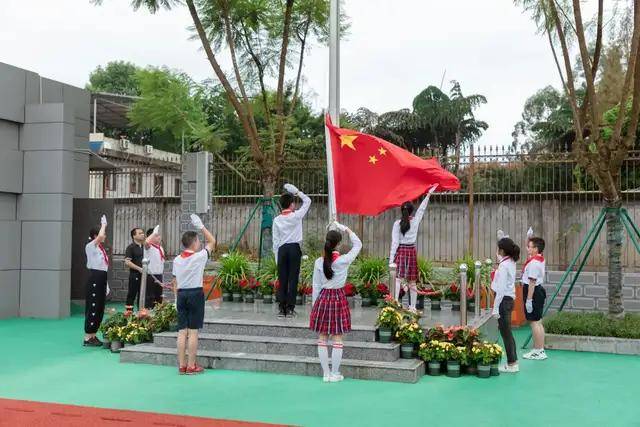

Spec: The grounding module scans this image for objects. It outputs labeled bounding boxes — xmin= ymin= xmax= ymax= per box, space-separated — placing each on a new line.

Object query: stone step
xmin=153 ymin=332 xmax=400 ymax=362
xmin=201 ymin=318 xmax=377 ymax=342
xmin=120 ymin=345 xmax=425 ymax=383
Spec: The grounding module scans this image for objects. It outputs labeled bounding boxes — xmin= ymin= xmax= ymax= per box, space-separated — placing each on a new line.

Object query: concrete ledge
xmin=546 ymin=334 xmax=640 ymax=355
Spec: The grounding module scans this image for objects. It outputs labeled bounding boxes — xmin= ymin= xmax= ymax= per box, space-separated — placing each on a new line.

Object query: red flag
xmin=326 ymin=115 xmax=460 ymax=215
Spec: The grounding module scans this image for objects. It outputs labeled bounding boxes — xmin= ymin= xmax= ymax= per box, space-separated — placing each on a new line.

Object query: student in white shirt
xmin=522 ymin=236 xmax=548 ymax=360
xmin=389 ymin=184 xmax=438 ymax=311
xmin=144 ymin=225 xmax=165 ymax=308
xmin=309 ymin=222 xmax=362 ymax=382
xmin=491 ymin=237 xmax=520 ymax=373
xmin=170 ymin=214 xmax=215 ymax=375
xmin=272 ymin=183 xmax=311 ymax=318
xmin=83 ymin=215 xmax=109 ymax=347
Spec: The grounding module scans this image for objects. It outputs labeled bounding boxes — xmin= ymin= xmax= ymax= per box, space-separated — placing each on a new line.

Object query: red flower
xmin=303 ymin=286 xmax=313 ymax=296
xmin=239 ymin=279 xmax=249 ymax=289
xmin=466 ymin=288 xmax=474 ymax=298
xmin=344 ymin=283 xmax=356 ymax=297
xmin=450 ymin=284 xmax=459 ymax=293
xmin=376 ymin=283 xmax=389 ymax=295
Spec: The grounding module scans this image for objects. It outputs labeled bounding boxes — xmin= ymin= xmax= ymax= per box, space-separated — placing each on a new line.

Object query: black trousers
xmin=126 ymin=271 xmax=142 ymax=308
xmin=277 ymin=243 xmax=302 ymax=310
xmin=146 ymin=274 xmax=164 ymax=308
xmin=498 ymin=296 xmax=518 ymax=364
xmin=85 ymin=269 xmax=107 ymax=334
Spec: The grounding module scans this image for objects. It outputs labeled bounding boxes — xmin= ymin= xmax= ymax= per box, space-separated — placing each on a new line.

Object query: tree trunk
xmin=605 ymin=201 xmax=624 ymax=318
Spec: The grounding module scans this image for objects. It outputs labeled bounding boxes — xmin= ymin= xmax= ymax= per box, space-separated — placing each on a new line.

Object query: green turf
xmin=0 ymin=311 xmax=637 ymax=427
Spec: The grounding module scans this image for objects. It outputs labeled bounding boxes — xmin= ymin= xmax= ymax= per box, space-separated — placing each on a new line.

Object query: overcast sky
xmin=1 ymin=0 xmax=562 ymax=146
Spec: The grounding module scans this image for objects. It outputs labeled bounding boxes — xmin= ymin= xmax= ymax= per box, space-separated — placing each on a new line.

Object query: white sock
xmin=317 ymin=341 xmax=330 ymax=376
xmin=394 ymin=278 xmax=402 ymax=301
xmin=331 ymin=342 xmax=344 ymax=375
xmin=409 ymin=285 xmax=417 ymax=309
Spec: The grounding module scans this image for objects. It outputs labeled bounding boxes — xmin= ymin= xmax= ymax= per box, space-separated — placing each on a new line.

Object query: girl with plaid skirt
xmin=389 ymin=184 xmax=438 ymax=311
xmin=309 ymin=222 xmax=362 ymax=382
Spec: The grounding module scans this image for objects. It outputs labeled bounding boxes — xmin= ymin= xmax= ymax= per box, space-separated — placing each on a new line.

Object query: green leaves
xmin=544 ymin=312 xmax=640 ymax=339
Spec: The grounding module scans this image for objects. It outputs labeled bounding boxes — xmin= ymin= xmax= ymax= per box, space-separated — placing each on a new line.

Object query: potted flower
xmin=218 ymin=252 xmax=251 ymax=303
xmin=356 ymin=257 xmax=388 ymax=306
xmin=357 ymin=282 xmax=372 ymax=307
xmin=417 ymin=258 xmax=434 ymax=310
xmin=489 ymin=343 xmax=503 ymax=376
xmin=99 ymin=309 xmax=126 ymax=349
xmin=466 ymin=288 xmax=476 ymax=311
xmin=344 ymin=282 xmax=357 ymax=308
xmin=422 ymin=287 xmax=442 ymax=310
xmin=375 ymin=306 xmax=403 ymax=343
xmin=151 ymin=302 xmax=178 ymax=333
xmin=260 ymin=280 xmax=276 ymax=304
xmin=374 ymin=283 xmax=390 ymax=306
xmin=471 ymin=342 xmax=502 ymax=378
xmin=296 ymin=283 xmax=311 ymax=305
xmin=231 ymin=279 xmax=243 ymax=302
xmin=107 ymin=326 xmax=125 ymax=353
xmin=239 ymin=278 xmax=257 ymax=303
xmin=395 ymin=322 xmax=424 ymax=358
xmin=445 ymin=346 xmax=466 ymax=378
xmin=445 ymin=284 xmax=461 ymax=311
xmin=418 ymin=340 xmax=449 ymax=375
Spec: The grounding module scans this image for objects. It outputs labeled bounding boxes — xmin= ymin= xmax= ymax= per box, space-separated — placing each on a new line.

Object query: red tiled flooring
xmin=0 ymin=398 xmax=289 ymax=427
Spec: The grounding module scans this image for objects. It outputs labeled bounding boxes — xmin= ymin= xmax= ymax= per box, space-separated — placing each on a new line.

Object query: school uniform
xmin=272 ymin=191 xmax=311 ymax=312
xmin=309 ymin=230 xmax=362 ymax=336
xmin=124 ymin=242 xmax=143 ymax=310
xmin=491 ymin=257 xmax=517 ymax=364
xmin=522 ymin=255 xmax=546 ymax=321
xmin=172 ymin=249 xmax=209 ymax=330
xmin=85 ymin=240 xmax=109 ymax=334
xmin=144 ymin=243 xmax=165 ymax=308
xmin=389 ymin=195 xmax=431 ymax=281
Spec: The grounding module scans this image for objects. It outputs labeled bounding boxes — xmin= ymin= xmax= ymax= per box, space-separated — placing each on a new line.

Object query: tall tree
xmin=86 ymin=60 xmax=141 ymax=96
xmin=517 ymin=0 xmax=640 ymax=317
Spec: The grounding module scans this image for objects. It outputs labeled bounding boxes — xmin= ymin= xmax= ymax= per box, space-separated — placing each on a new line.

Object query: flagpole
xmin=324 ymin=0 xmax=340 ymax=223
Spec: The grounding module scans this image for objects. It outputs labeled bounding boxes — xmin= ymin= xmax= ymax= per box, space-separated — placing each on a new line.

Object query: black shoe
xmin=278 ymin=308 xmax=286 ymax=319
xmin=286 ymin=308 xmax=297 ymax=317
xmin=83 ymin=337 xmax=103 ymax=347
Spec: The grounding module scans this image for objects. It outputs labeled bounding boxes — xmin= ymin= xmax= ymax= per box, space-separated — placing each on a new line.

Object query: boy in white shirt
xmin=522 ymin=236 xmax=547 ymax=360
xmin=272 ymin=183 xmax=311 ymax=318
xmin=171 ymin=214 xmax=215 ymax=375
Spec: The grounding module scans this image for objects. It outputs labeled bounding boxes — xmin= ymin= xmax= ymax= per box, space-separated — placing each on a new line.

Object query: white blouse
xmin=272 ymin=191 xmax=312 ymax=255
xmin=86 ymin=241 xmax=109 ymax=272
xmin=491 ymin=257 xmax=516 ymax=316
xmin=312 ymin=230 xmax=362 ymax=303
xmin=389 ymin=194 xmax=432 ymax=261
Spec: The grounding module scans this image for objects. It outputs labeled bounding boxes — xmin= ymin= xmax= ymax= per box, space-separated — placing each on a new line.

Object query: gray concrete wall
xmin=0 ymin=62 xmax=89 ymax=319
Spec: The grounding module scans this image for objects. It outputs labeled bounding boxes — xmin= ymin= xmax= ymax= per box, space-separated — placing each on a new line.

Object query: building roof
xmin=90 ymin=92 xmax=140 ymax=131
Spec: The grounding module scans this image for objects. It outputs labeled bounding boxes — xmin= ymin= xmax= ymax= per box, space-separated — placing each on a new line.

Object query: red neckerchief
xmin=522 ymin=255 xmax=545 ymax=274
xmin=281 ymin=209 xmax=294 ymax=216
xmin=151 ymin=243 xmax=165 ymax=261
xmin=332 ymin=251 xmax=340 ymax=262
xmin=180 ymin=250 xmax=195 ymax=258
xmin=98 ymin=243 xmax=109 ymax=266
xmin=490 ymin=257 xmax=510 ymax=282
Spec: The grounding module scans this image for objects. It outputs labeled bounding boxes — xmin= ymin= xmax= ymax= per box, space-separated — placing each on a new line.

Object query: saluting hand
xmin=190 ymin=214 xmax=205 ymax=230
xmin=100 ymin=215 xmax=108 ymax=227
xmin=284 ymin=183 xmax=299 ymax=195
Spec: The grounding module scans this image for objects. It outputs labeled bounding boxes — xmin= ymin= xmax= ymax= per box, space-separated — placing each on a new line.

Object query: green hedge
xmin=544 ymin=312 xmax=640 ymax=339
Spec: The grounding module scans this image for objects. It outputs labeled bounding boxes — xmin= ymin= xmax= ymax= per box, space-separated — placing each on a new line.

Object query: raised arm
xmin=191 ymin=214 xmax=215 ymax=253
xmin=334 ymin=222 xmax=362 ymax=264
xmin=145 ymin=224 xmax=160 ymax=247
xmin=91 ymin=215 xmax=107 ymax=246
xmin=413 ymin=184 xmax=438 ymax=225
xmin=284 ymin=183 xmax=311 ymax=219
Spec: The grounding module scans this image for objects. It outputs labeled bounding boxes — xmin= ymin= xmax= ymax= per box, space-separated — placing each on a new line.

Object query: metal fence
xmin=209 ymin=147 xmax=640 ymax=270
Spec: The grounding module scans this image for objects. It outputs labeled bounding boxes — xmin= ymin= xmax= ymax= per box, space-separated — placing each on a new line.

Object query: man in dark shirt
xmin=124 ymin=228 xmax=145 ymax=314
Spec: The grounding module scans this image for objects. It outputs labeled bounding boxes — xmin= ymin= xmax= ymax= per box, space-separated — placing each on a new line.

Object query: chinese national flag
xmin=326 ymin=115 xmax=460 ymax=215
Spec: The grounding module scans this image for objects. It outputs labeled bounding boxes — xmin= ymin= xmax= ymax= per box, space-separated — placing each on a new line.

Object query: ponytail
xmin=400 ymin=202 xmax=414 ymax=235
xmin=323 ymin=230 xmax=342 ymax=280
xmin=497 ymin=237 xmax=520 ymax=262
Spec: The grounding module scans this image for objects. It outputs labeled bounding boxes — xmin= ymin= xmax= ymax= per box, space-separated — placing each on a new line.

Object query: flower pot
xmin=295 ymin=295 xmax=303 ymax=305
xmin=430 ymin=300 xmax=441 ymax=311
xmin=263 ymin=294 xmax=273 ymax=304
xmin=222 ymin=292 xmax=232 ymax=302
xmin=347 ymin=296 xmax=355 ymax=309
xmin=255 ymin=292 xmax=263 ymax=300
xmin=244 ymin=294 xmax=255 ymax=304
xmin=361 ymin=298 xmax=371 ymax=307
xmin=467 ymin=301 xmax=476 ymax=311
xmin=477 ymin=364 xmax=491 ymax=378
xmin=400 ymin=344 xmax=415 ymax=359
xmin=452 ymin=301 xmax=461 ymax=311
xmin=232 ymin=293 xmax=242 ymax=302
xmin=102 ymin=340 xmax=111 ymax=349
xmin=416 ymin=295 xmax=425 ymax=310
xmin=378 ymin=327 xmax=392 ymax=343
xmin=446 ymin=360 xmax=461 ymax=378
xmin=465 ymin=364 xmax=478 ymax=375
xmin=427 ymin=361 xmax=442 ymax=376
xmin=110 ymin=341 xmax=123 ymax=353
xmin=490 ymin=363 xmax=500 ymax=376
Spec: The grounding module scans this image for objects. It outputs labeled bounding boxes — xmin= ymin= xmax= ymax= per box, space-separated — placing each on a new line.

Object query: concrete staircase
xmin=120 ymin=317 xmax=425 ymax=383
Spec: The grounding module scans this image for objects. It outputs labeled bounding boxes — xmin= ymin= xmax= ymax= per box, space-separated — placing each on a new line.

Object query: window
xmin=129 ymin=172 xmax=143 ymax=194
xmin=154 ymin=175 xmax=164 ymax=197
xmin=103 ymin=172 xmax=117 ymax=192
xmin=174 ymin=178 xmax=182 ymax=197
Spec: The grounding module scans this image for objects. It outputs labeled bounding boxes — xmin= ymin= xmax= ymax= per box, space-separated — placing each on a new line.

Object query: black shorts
xmin=177 ymin=288 xmax=205 ymax=330
xmin=523 ymin=284 xmax=546 ymax=321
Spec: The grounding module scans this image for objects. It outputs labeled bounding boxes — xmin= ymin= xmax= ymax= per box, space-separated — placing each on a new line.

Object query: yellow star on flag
xmin=369 ymin=155 xmax=378 ymax=165
xmin=340 ymin=135 xmax=357 ymax=150
xmin=378 ymin=147 xmax=387 ymax=156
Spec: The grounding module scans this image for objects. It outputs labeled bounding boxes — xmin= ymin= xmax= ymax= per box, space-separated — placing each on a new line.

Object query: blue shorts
xmin=177 ymin=288 xmax=205 ymax=330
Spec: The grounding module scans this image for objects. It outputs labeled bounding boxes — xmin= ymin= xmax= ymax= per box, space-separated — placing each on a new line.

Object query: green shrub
xmin=544 ymin=312 xmax=640 ymax=339
xmin=218 ymin=252 xmax=251 ymax=293
xmin=417 ymin=258 xmax=434 ymax=285
xmin=357 ymin=257 xmax=388 ymax=285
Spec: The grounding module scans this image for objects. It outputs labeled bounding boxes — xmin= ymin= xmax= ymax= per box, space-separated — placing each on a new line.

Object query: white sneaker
xmin=528 ymin=350 xmax=548 ymax=360
xmin=522 ymin=350 xmax=538 ymax=359
xmin=329 ymin=373 xmax=344 ymax=382
xmin=323 ymin=375 xmax=331 ymax=383
xmin=498 ymin=363 xmax=519 ymax=373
